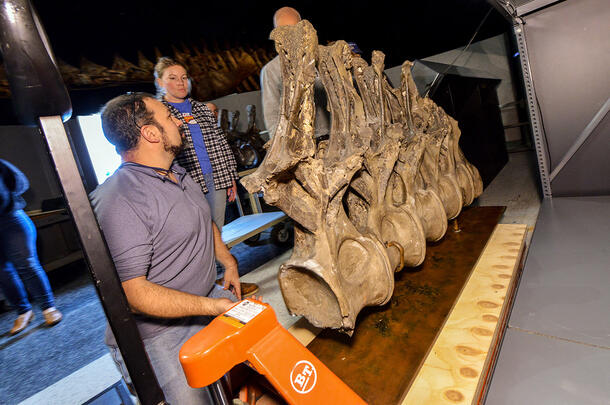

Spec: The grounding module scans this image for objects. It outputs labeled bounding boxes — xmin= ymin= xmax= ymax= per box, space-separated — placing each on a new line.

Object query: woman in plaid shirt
xmin=154 ymin=57 xmax=238 ymax=228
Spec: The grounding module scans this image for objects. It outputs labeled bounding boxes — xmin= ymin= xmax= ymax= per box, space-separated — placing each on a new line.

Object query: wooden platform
xmin=289 ymin=207 xmax=527 ymax=404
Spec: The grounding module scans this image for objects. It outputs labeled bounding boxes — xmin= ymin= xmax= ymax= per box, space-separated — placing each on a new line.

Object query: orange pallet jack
xmin=180 ymin=298 xmax=367 ymax=405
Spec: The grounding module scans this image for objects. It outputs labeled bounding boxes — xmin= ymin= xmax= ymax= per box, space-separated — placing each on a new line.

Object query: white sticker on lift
xmin=290 ymin=360 xmax=317 ymax=394
xmin=224 ymin=300 xmax=265 ymax=324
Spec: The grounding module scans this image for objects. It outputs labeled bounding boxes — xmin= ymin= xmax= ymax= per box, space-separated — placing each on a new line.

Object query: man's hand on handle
xmin=221 ymin=258 xmax=241 ymax=300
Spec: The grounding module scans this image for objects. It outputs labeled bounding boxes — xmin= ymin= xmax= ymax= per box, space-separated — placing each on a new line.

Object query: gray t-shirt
xmin=90 ymin=162 xmax=216 ymax=339
xmin=260 ymin=55 xmax=330 ymax=139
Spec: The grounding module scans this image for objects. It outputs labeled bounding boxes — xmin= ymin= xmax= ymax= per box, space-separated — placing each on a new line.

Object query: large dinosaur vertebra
xmin=242 ymin=21 xmax=483 ymax=334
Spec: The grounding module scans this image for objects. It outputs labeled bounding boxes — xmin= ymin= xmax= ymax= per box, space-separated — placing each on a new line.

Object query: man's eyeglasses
xmin=126 ymin=92 xmax=140 ymax=130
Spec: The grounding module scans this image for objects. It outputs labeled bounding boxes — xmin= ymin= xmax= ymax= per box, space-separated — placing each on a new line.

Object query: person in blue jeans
xmin=0 ymin=159 xmax=63 ymax=335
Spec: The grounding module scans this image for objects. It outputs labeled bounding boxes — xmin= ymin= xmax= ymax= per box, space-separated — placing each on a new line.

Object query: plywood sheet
xmin=402 ymin=223 xmax=526 ymax=404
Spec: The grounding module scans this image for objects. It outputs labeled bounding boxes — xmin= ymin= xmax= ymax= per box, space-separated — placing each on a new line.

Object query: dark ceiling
xmin=0 ymin=0 xmax=512 ymax=122
xmin=33 ymin=0 xmax=511 ymax=69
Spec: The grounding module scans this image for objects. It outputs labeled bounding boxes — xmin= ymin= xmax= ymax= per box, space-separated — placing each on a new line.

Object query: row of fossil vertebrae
xmin=0 ymin=42 xmax=276 ymax=100
xmin=242 ymin=20 xmax=483 ymax=335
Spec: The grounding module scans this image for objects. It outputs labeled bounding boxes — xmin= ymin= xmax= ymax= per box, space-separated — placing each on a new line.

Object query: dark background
xmin=0 ymin=1 xmax=511 ymax=122
xmin=32 ymin=0 xmax=509 ymax=70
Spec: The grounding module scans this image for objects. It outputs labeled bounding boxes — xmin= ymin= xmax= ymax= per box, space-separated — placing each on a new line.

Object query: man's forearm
xmin=212 ymin=223 xmax=237 ymax=270
xmin=212 ymin=223 xmax=241 ymax=298
xmin=122 ymin=276 xmax=231 ymax=318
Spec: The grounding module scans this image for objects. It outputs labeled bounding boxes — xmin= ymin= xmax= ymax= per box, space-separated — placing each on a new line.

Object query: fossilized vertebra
xmin=242 ymin=20 xmax=483 ymax=334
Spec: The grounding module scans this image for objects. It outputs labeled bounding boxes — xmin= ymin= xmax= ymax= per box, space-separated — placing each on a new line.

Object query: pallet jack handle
xmin=180 ymin=299 xmax=367 ymax=405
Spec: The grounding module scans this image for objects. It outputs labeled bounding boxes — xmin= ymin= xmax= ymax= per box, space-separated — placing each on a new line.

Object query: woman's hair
xmin=153 ymin=57 xmax=190 ymax=98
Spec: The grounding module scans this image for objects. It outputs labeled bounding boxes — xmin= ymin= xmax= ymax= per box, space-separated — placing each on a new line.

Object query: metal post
xmin=514 ymin=22 xmax=553 ymax=198
xmin=210 ymin=380 xmax=231 ymax=405
xmin=249 ymin=192 xmax=262 ymax=214
xmin=38 ymin=116 xmax=168 ymax=405
xmin=234 ymin=191 xmax=245 ymax=217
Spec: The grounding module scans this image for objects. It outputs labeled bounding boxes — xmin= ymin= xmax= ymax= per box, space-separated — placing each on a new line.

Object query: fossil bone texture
xmin=241 ymin=21 xmax=483 ymax=334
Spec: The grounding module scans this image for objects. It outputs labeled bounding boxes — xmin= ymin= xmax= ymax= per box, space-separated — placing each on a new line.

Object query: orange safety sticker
xmin=219 ymin=314 xmax=245 ymax=329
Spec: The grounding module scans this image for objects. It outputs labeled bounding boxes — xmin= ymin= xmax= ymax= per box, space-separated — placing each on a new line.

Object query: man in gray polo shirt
xmin=90 ymin=92 xmax=242 ymax=405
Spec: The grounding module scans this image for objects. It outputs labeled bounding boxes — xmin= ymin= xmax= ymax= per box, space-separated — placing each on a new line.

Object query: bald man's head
xmin=273 ymin=7 xmax=301 ymax=27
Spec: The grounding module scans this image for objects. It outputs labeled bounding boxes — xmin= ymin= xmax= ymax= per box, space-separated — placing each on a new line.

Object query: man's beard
xmin=161 ymin=126 xmax=185 ymax=157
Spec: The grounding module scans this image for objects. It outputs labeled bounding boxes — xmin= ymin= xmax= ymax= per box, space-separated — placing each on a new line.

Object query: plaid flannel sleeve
xmin=192 ymin=101 xmax=238 ymax=189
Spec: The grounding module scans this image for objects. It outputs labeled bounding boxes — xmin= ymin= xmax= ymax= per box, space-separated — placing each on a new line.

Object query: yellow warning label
xmin=220 ymin=315 xmax=245 ymax=329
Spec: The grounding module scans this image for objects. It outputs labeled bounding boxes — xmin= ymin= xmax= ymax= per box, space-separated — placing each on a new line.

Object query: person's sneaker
xmin=42 ymin=307 xmax=63 ymax=327
xmin=9 ymin=310 xmax=34 ymax=335
xmin=215 ymin=279 xmax=260 ymax=298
